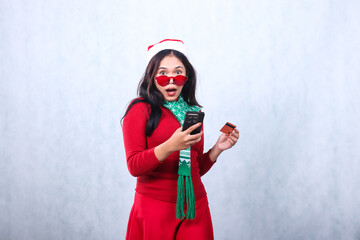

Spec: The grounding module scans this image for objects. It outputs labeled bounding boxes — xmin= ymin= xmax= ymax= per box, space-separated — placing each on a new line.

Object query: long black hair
xmin=121 ymin=49 xmax=201 ymax=136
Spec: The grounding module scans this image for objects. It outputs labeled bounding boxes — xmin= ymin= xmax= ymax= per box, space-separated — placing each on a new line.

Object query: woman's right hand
xmin=167 ymin=123 xmax=203 ymax=152
xmin=154 ymin=123 xmax=203 ymax=162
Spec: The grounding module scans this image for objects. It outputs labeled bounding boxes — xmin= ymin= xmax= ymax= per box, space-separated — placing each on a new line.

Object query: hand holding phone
xmin=182 ymin=111 xmax=205 ymax=135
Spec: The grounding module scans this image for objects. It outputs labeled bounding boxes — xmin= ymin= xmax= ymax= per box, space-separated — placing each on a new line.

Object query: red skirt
xmin=126 ymin=193 xmax=214 ymax=240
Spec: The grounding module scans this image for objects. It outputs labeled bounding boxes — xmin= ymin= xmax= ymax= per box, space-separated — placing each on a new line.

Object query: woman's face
xmin=154 ymin=55 xmax=187 ymax=102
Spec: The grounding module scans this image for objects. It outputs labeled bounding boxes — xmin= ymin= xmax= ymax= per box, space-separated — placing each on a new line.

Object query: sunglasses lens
xmin=155 ymin=76 xmax=170 ymax=86
xmin=173 ymin=75 xmax=188 ymax=86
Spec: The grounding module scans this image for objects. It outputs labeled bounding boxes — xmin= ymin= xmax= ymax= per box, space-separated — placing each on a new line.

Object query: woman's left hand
xmin=215 ymin=128 xmax=240 ymax=151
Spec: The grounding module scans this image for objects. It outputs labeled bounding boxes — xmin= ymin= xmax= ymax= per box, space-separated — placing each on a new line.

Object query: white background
xmin=1 ymin=0 xmax=360 ymax=239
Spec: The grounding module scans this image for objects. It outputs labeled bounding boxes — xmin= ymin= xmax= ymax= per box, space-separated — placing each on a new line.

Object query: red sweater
xmin=122 ymin=101 xmax=215 ymax=203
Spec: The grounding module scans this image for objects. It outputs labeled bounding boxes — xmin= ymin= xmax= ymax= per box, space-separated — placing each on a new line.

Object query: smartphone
xmin=182 ymin=111 xmax=205 ymax=135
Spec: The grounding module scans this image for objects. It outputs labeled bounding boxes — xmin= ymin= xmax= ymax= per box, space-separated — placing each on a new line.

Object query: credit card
xmin=220 ymin=122 xmax=236 ymax=135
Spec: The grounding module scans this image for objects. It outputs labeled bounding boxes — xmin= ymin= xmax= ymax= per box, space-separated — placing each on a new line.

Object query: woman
xmin=122 ymin=39 xmax=239 ymax=240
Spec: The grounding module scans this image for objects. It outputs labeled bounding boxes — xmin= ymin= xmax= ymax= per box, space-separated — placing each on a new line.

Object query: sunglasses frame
xmin=155 ymin=75 xmax=188 ymax=87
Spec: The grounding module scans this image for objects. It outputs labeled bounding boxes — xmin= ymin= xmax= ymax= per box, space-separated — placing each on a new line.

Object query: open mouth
xmin=166 ymin=88 xmax=177 ymax=93
xmin=166 ymin=88 xmax=177 ymax=96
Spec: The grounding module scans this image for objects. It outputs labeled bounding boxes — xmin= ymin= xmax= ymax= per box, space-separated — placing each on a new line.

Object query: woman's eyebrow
xmin=158 ymin=66 xmax=183 ymax=70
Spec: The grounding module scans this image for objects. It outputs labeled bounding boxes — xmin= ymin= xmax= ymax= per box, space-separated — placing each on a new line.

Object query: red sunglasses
xmin=155 ymin=75 xmax=188 ymax=87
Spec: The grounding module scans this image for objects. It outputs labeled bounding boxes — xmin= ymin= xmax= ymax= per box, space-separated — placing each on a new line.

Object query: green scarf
xmin=163 ymin=96 xmax=201 ymax=220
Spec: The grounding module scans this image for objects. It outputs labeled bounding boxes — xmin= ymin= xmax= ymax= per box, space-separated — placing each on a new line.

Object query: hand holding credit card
xmin=220 ymin=122 xmax=236 ymax=135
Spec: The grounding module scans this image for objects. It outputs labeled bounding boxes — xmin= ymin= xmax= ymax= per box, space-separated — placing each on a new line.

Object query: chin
xmin=164 ymin=96 xmax=177 ymax=101
xmin=164 ymin=94 xmax=180 ymax=101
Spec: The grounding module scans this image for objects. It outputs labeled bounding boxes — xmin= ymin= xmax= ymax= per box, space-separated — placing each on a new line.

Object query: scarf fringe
xmin=176 ymin=175 xmax=196 ymax=220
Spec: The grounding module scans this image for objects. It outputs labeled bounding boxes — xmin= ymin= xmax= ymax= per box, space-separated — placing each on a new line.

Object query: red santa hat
xmin=147 ymin=39 xmax=187 ymax=63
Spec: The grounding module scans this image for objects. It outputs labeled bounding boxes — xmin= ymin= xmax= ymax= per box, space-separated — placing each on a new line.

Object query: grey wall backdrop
xmin=1 ymin=0 xmax=360 ymax=239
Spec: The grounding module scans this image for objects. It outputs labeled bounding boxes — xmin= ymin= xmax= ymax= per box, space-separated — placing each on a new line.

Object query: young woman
xmin=122 ymin=39 xmax=239 ymax=240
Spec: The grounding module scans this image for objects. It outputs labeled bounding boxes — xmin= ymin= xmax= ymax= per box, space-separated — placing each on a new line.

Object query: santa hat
xmin=147 ymin=39 xmax=187 ymax=63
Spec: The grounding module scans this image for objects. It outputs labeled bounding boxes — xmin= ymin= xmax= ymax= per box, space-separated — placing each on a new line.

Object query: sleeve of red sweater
xmin=122 ymin=102 xmax=161 ymax=177
xmin=197 ymin=133 xmax=216 ymax=176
